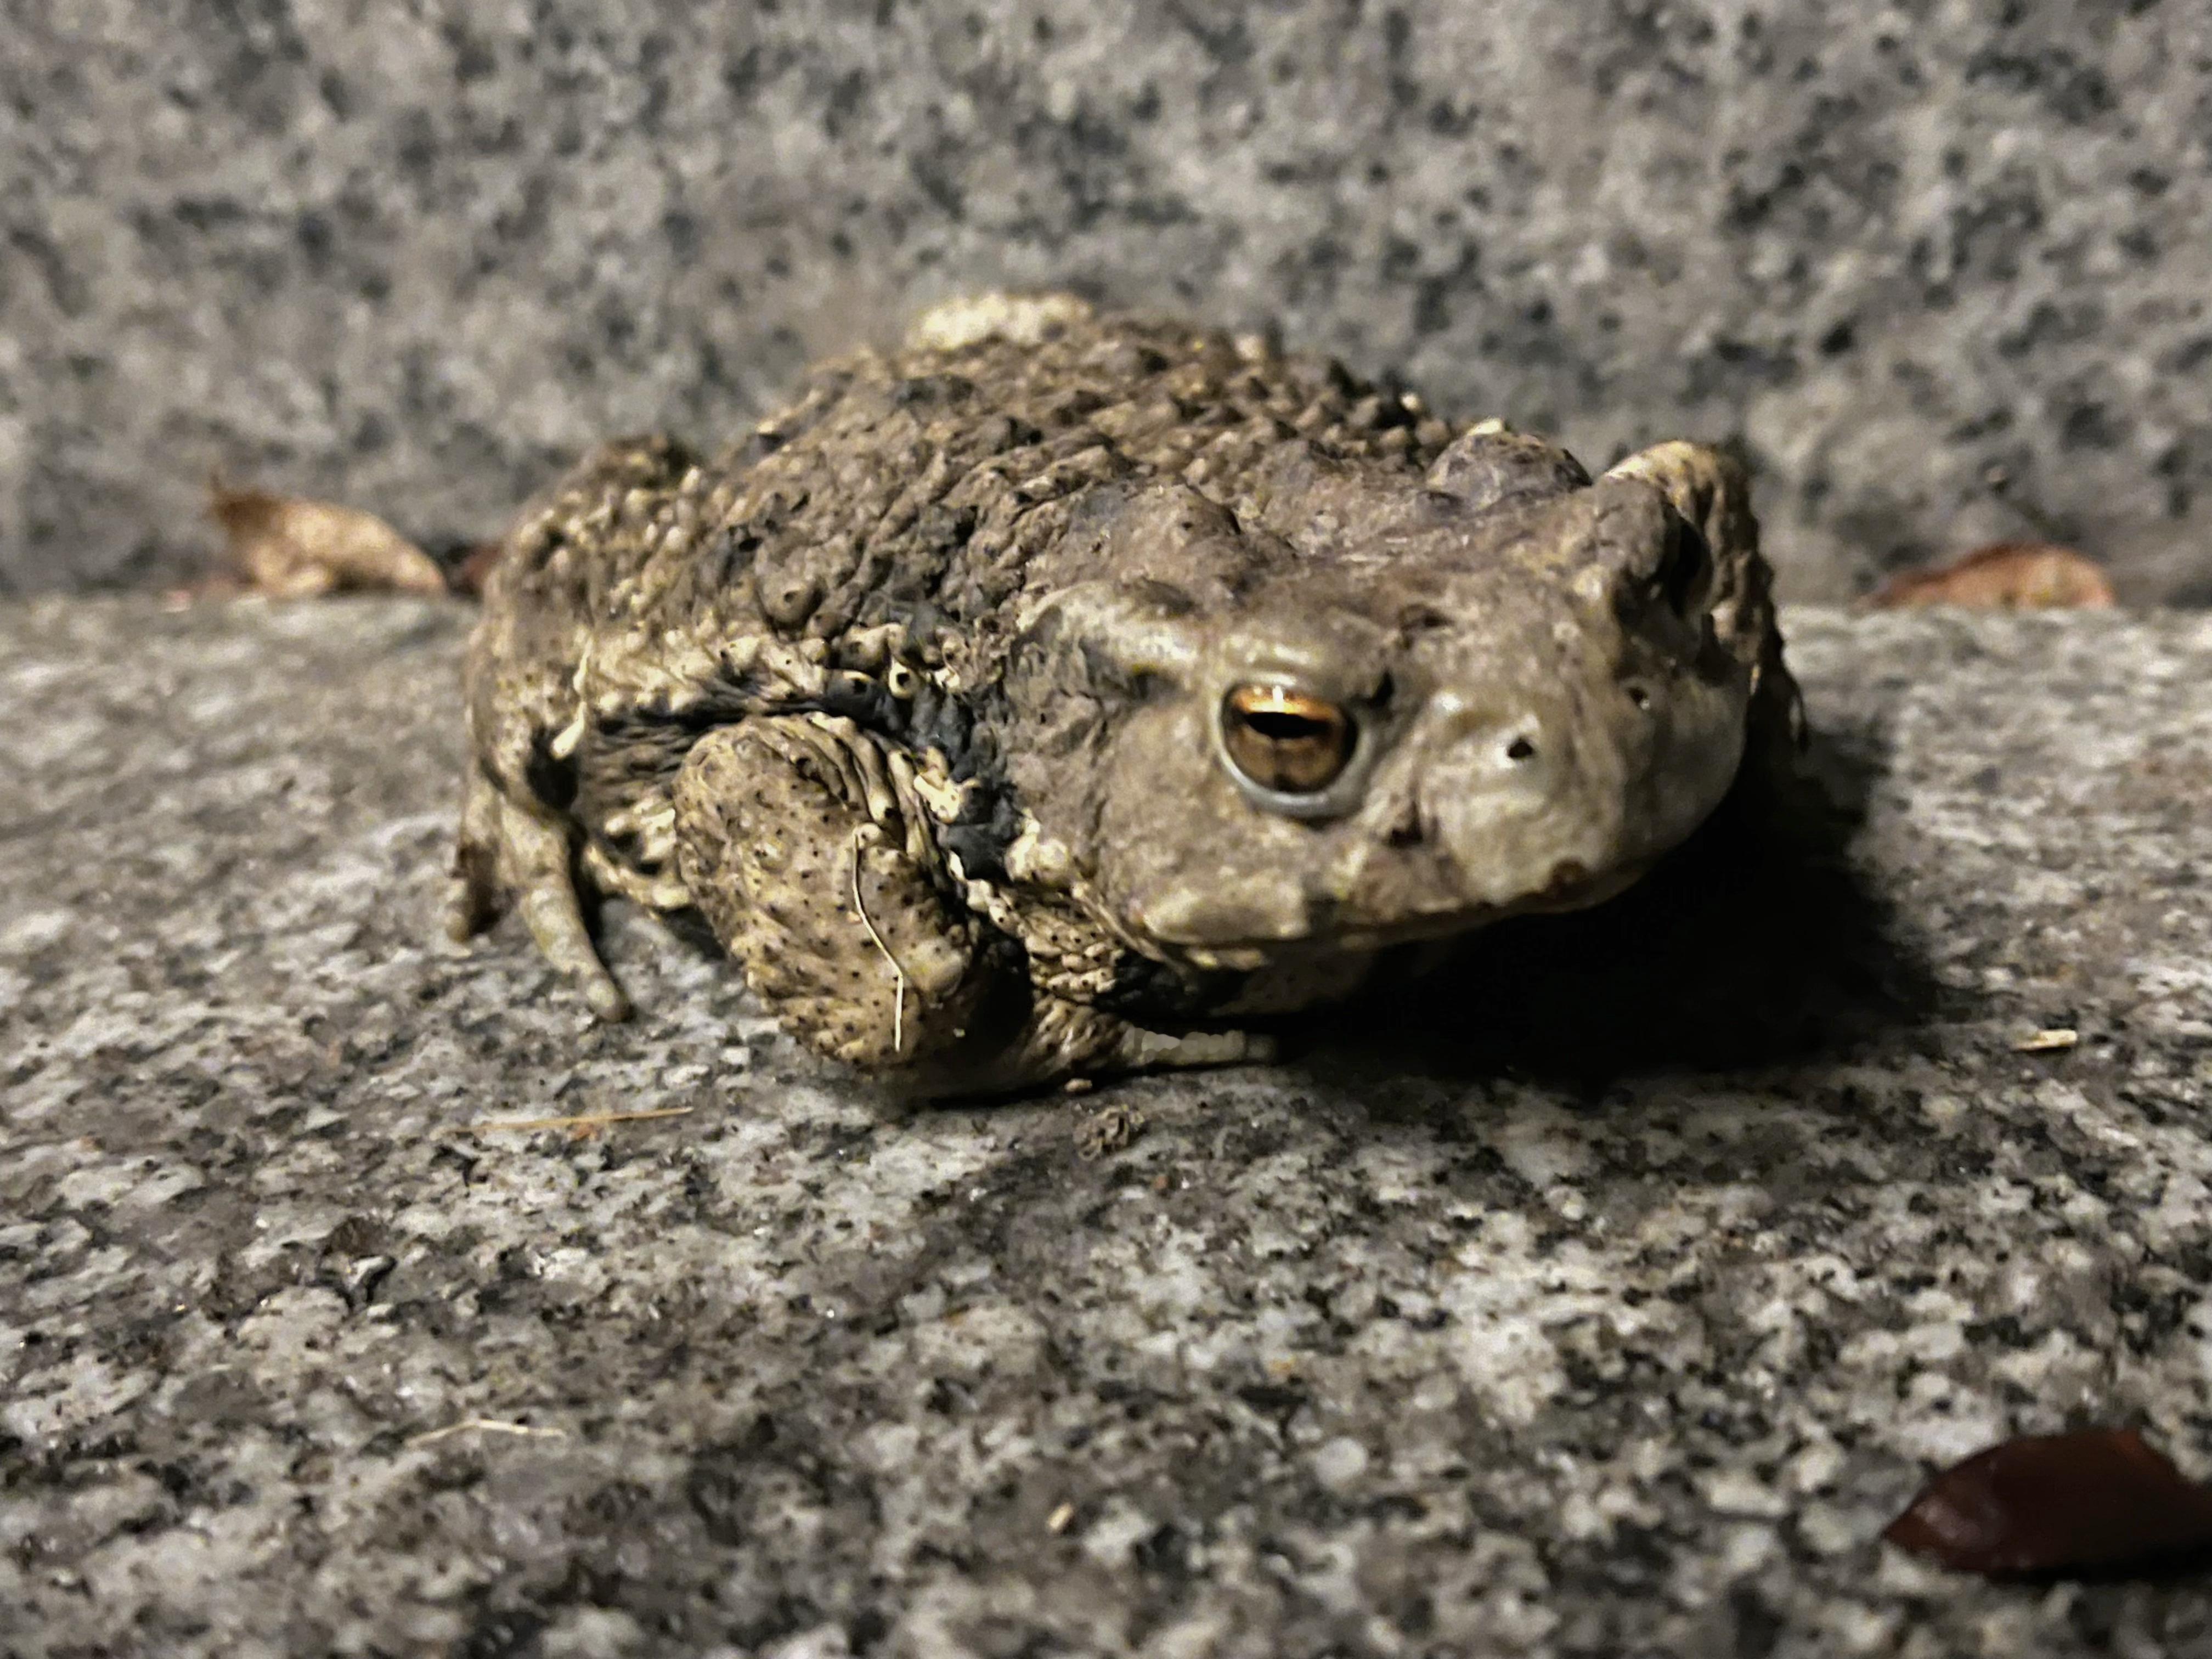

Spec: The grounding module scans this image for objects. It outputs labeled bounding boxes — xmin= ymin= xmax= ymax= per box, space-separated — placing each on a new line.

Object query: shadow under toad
xmin=1289 ymin=718 xmax=1942 ymax=1093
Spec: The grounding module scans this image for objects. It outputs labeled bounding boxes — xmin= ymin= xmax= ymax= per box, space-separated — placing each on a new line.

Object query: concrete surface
xmin=4 ymin=596 xmax=2212 ymax=1658
xmin=6 ymin=1 xmax=2212 ymax=603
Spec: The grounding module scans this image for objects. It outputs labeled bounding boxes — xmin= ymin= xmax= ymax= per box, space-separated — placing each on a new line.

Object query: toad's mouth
xmin=1147 ymin=854 xmax=1657 ymax=968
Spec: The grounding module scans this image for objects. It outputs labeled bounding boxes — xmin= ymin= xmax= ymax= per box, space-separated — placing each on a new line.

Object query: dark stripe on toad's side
xmin=524 ymin=730 xmax=580 ymax=811
xmin=815 ymin=672 xmax=903 ymax=732
xmin=940 ymin=790 xmax=1025 ymax=884
xmin=596 ymin=659 xmax=1025 ymax=885
xmin=1093 ymin=949 xmax=1251 ymax=1020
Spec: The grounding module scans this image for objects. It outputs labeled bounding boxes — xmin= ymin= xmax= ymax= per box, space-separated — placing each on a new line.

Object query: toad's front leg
xmin=673 ymin=714 xmax=991 ymax=1076
xmin=449 ymin=764 xmax=634 ymax=1022
xmin=673 ymin=715 xmax=1269 ymax=1098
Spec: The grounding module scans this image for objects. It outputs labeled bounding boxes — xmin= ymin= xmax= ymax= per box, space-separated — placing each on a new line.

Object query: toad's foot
xmin=674 ymin=716 xmax=992 ymax=1074
xmin=448 ymin=766 xmax=632 ymax=1022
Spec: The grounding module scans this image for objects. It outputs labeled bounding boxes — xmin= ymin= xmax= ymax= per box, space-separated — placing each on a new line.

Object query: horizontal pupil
xmin=1243 ymin=710 xmax=1335 ymax=742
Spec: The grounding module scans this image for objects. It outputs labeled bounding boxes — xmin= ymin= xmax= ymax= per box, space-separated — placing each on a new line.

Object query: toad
xmin=450 ymin=295 xmax=1799 ymax=1096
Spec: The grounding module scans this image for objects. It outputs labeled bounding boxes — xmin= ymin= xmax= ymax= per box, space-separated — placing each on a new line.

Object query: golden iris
xmin=1221 ymin=685 xmax=1355 ymax=794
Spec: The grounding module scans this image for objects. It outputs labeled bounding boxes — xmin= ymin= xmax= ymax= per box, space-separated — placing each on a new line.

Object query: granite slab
xmin=3 ymin=597 xmax=2212 ymax=1657
xmin=5 ymin=2 xmax=2212 ymax=603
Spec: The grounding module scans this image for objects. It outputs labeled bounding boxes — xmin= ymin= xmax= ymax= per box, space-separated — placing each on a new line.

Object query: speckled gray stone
xmin=5 ymin=2 xmax=2212 ymax=604
xmin=5 ymin=596 xmax=2212 ymax=1656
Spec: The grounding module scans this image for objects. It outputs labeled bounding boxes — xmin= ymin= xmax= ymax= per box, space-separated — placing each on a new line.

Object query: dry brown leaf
xmin=208 ymin=481 xmax=449 ymax=599
xmin=1870 ymin=543 xmax=2116 ymax=611
xmin=451 ymin=538 xmax=506 ymax=597
xmin=1885 ymin=1428 xmax=2212 ymax=1576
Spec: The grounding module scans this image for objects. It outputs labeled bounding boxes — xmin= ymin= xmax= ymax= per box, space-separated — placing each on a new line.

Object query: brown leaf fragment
xmin=450 ymin=538 xmax=506 ymax=598
xmin=1075 ymin=1103 xmax=1147 ymax=1160
xmin=1885 ymin=1429 xmax=2212 ymax=1576
xmin=209 ymin=480 xmax=450 ymax=599
xmin=1870 ymin=543 xmax=2117 ymax=611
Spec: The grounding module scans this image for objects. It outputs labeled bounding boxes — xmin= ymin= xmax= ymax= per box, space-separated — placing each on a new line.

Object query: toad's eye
xmin=1220 ymin=685 xmax=1355 ymax=794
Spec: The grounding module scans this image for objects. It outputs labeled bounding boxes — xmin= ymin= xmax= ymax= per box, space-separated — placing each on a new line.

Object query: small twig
xmin=469 ymin=1107 xmax=694 ymax=1133
xmin=850 ymin=826 xmax=907 ymax=1052
xmin=405 ymin=1418 xmax=568 ymax=1448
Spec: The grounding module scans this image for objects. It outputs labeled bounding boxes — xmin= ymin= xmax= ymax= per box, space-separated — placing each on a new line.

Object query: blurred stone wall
xmin=3 ymin=0 xmax=2208 ymax=600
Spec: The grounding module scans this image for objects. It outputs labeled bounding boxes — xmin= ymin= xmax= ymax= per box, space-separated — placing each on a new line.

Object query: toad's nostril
xmin=1626 ymin=684 xmax=1651 ymax=710
xmin=1504 ymin=735 xmax=1538 ymax=763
